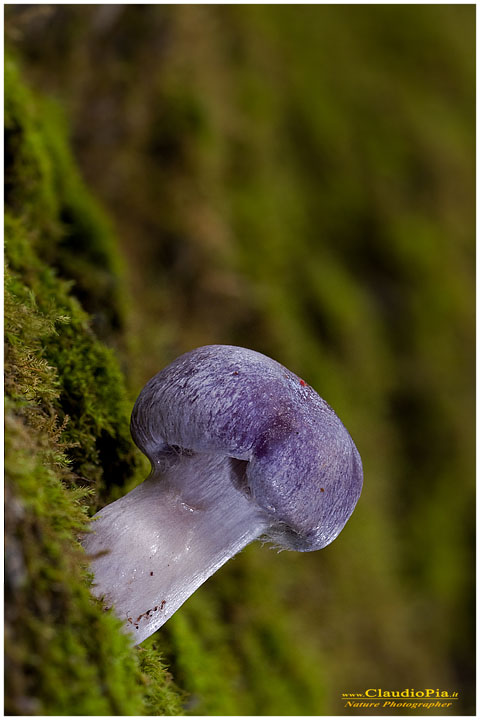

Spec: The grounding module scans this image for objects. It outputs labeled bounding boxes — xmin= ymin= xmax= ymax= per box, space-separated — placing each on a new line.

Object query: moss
xmin=5 ymin=213 xmax=133 ymax=506
xmin=4 ymin=54 xmax=136 ymax=505
xmin=5 ymin=54 xmax=125 ymax=344
xmin=5 ymin=408 xmax=138 ymax=715
xmin=157 ymin=543 xmax=329 ymax=716
xmin=4 ymin=57 xmax=183 ymax=715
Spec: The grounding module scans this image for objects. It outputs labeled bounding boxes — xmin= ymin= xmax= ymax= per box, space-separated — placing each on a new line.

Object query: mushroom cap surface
xmin=131 ymin=345 xmax=363 ymax=550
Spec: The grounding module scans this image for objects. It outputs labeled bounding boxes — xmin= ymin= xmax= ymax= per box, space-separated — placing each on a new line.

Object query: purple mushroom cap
xmin=131 ymin=345 xmax=363 ymax=551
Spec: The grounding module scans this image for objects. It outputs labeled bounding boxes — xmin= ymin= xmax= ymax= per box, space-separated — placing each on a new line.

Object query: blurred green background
xmin=4 ymin=4 xmax=475 ymax=716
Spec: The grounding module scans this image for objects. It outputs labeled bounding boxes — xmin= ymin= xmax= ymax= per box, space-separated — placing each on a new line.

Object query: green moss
xmin=5 ymin=408 xmax=139 ymax=715
xmin=159 ymin=546 xmax=329 ymax=716
xmin=4 ymin=53 xmax=136 ymax=505
xmin=5 ymin=54 xmax=125 ymax=344
xmin=4 ymin=56 xmax=183 ymax=715
xmin=5 ymin=213 xmax=133 ymax=506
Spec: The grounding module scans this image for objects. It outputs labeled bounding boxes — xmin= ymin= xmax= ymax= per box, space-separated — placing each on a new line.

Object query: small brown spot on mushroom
xmin=150 ymin=571 xmax=154 ymax=576
xmin=161 ymin=600 xmax=166 ymax=610
xmin=320 ymin=488 xmax=325 ymax=492
xmin=233 ymin=371 xmax=239 ymax=376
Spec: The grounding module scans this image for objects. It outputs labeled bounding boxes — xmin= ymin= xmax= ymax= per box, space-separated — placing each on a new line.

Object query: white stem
xmin=82 ymin=453 xmax=268 ymax=644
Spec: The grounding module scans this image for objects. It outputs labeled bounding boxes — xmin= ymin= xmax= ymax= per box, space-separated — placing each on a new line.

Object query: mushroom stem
xmin=82 ymin=453 xmax=268 ymax=644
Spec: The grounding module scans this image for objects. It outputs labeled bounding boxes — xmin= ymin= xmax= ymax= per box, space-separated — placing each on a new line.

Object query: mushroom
xmin=82 ymin=345 xmax=363 ymax=644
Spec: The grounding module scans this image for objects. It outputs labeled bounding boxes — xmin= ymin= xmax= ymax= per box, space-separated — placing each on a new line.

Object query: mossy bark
xmin=4 ymin=55 xmax=183 ymax=716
